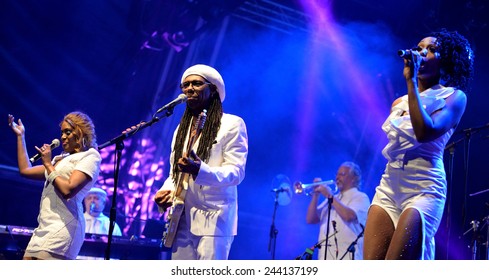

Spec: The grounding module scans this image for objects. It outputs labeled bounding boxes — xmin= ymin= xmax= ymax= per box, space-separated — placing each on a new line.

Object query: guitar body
xmin=162 ymin=173 xmax=188 ymax=248
xmin=162 ymin=110 xmax=207 ymax=248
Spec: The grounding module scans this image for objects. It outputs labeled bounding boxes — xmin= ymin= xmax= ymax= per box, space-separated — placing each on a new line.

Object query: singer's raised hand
xmin=403 ymin=49 xmax=425 ymax=81
xmin=9 ymin=113 xmax=46 ymax=180
xmin=8 ymin=114 xmax=25 ymax=136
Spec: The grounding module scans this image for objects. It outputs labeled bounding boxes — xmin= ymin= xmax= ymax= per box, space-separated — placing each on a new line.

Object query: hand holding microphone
xmin=31 ymin=139 xmax=60 ymax=163
xmin=398 ymin=48 xmax=428 ymax=58
xmin=398 ymin=48 xmax=428 ymax=80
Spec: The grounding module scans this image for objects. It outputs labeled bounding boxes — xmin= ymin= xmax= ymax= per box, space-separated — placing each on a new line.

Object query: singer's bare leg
xmin=363 ymin=205 xmax=394 ymax=259
xmin=385 ymin=208 xmax=422 ymax=260
xmin=364 ymin=205 xmax=423 ymax=259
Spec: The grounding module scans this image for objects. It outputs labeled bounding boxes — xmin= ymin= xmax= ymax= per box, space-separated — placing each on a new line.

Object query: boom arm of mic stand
xmin=296 ymin=230 xmax=339 ymax=260
xmin=97 ymin=111 xmax=173 ymax=259
xmin=339 ymin=227 xmax=364 ymax=260
xmin=447 ymin=122 xmax=489 ymax=151
xmin=98 ymin=116 xmax=164 ymax=151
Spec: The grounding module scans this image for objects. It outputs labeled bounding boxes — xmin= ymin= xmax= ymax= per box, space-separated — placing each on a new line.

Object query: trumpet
xmin=293 ymin=180 xmax=336 ymax=195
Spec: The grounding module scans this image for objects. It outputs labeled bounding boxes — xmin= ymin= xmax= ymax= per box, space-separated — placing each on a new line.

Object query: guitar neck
xmin=163 ymin=110 xmax=207 ymax=248
xmin=184 ymin=110 xmax=207 ymax=156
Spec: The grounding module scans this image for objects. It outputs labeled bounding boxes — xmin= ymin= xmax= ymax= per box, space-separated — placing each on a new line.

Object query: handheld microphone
xmin=30 ymin=139 xmax=60 ymax=163
xmin=398 ymin=48 xmax=428 ymax=58
xmin=89 ymin=202 xmax=95 ymax=214
xmin=156 ymin=93 xmax=187 ymax=113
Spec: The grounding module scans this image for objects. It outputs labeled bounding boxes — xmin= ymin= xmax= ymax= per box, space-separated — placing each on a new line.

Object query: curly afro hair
xmin=430 ymin=29 xmax=475 ymax=92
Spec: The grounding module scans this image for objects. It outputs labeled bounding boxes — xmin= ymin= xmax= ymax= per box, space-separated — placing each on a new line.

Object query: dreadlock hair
xmin=431 ymin=29 xmax=475 ymax=92
xmin=171 ymin=91 xmax=223 ymax=183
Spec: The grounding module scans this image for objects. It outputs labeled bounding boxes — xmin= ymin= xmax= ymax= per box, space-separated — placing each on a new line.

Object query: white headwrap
xmin=181 ymin=64 xmax=226 ymax=102
xmin=87 ymin=187 xmax=107 ymax=199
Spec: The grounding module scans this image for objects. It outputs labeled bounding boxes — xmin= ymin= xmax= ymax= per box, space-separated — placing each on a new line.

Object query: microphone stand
xmin=469 ymin=191 xmax=489 ymax=260
xmin=443 ymin=122 xmax=488 ymax=259
xmin=339 ymin=225 xmax=364 ymax=260
xmin=98 ymin=107 xmax=177 ymax=260
xmin=295 ymin=232 xmax=336 ymax=260
xmin=268 ymin=191 xmax=279 ymax=260
xmin=484 ymin=216 xmax=489 ymax=260
xmin=323 ymin=196 xmax=333 ymax=260
xmin=443 ymin=135 xmax=460 ymax=259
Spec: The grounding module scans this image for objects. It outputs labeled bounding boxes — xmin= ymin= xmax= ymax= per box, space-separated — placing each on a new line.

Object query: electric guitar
xmin=162 ymin=109 xmax=207 ymax=248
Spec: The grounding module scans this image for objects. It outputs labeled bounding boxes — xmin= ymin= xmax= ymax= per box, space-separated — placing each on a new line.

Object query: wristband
xmin=47 ymin=170 xmax=60 ymax=184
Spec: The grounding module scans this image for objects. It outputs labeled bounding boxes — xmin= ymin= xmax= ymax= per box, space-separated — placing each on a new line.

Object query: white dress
xmin=371 ymin=87 xmax=455 ymax=260
xmin=24 ymin=148 xmax=101 ymax=259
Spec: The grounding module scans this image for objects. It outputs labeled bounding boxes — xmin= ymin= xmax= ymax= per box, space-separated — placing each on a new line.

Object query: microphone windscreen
xmin=52 ymin=139 xmax=60 ymax=148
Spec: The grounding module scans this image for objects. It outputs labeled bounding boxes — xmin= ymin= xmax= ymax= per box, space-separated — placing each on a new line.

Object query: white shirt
xmin=84 ymin=212 xmax=122 ymax=236
xmin=317 ymin=187 xmax=370 ymax=260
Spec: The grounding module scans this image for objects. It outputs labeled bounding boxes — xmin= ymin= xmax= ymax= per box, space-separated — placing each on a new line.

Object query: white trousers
xmin=171 ymin=213 xmax=234 ymax=260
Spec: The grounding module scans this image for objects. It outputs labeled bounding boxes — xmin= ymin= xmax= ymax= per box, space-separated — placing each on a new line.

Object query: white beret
xmin=181 ymin=64 xmax=225 ymax=102
xmin=87 ymin=187 xmax=107 ymax=198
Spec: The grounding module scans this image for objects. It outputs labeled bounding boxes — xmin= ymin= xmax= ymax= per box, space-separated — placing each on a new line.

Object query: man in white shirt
xmin=306 ymin=161 xmax=370 ymax=260
xmin=83 ymin=187 xmax=122 ymax=236
xmin=154 ymin=64 xmax=248 ymax=260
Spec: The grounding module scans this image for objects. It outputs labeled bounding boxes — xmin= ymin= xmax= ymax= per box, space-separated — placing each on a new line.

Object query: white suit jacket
xmin=160 ymin=113 xmax=248 ymax=236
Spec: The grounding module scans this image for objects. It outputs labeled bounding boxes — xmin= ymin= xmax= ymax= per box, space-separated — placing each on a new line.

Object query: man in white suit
xmin=154 ymin=64 xmax=248 ymax=260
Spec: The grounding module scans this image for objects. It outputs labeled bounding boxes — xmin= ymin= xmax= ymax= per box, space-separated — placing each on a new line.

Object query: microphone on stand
xmin=270 ymin=187 xmax=289 ymax=193
xmin=295 ymin=246 xmax=315 ymax=260
xmin=89 ymin=202 xmax=96 ymax=215
xmin=271 ymin=184 xmax=292 ymax=206
xmin=297 ymin=231 xmax=339 ymax=260
xmin=156 ymin=93 xmax=187 ymax=114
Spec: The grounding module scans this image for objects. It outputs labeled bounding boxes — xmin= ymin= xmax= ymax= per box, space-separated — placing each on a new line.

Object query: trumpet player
xmin=306 ymin=162 xmax=370 ymax=260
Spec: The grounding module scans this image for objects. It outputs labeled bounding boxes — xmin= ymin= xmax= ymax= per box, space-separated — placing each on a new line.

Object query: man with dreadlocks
xmin=154 ymin=64 xmax=248 ymax=260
